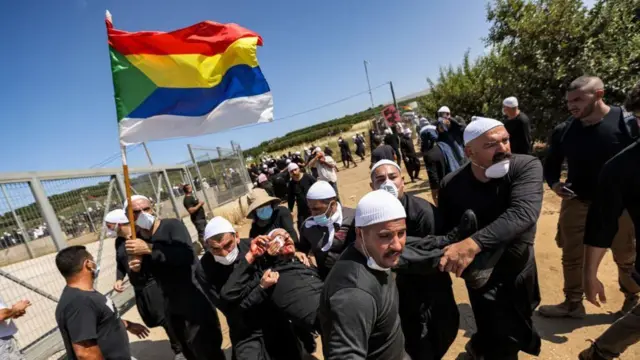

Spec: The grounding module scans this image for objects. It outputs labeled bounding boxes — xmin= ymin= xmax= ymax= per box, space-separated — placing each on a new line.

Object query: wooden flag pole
xmin=121 ymin=146 xmax=143 ymax=271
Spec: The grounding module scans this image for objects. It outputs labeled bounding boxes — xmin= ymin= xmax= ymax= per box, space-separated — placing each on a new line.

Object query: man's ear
xmin=464 ymin=146 xmax=473 ymax=159
xmin=595 ymin=88 xmax=605 ymax=100
xmin=369 ymin=181 xmax=374 ymax=190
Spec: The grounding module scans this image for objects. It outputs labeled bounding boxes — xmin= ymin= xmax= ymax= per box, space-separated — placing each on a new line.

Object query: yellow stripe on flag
xmin=125 ymin=36 xmax=260 ymax=88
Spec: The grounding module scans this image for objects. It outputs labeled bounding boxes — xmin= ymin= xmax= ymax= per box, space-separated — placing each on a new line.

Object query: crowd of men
xmin=2 ymin=76 xmax=639 ymax=360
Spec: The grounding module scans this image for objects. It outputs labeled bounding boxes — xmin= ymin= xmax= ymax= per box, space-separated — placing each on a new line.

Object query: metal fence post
xmin=162 ymin=170 xmax=182 ymax=219
xmin=28 ymin=177 xmax=67 ymax=251
xmin=115 ymin=173 xmax=127 ymax=205
xmin=0 ymin=184 xmax=35 ymax=259
xmin=188 ymin=144 xmax=214 ymax=215
xmin=80 ymin=194 xmax=97 ymax=233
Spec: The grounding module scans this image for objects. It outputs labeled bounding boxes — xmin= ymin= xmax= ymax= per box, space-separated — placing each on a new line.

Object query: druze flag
xmin=106 ymin=12 xmax=273 ymax=145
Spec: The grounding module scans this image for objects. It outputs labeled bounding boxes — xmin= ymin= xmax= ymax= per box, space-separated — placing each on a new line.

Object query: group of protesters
xmin=3 ymin=76 xmax=638 ymax=360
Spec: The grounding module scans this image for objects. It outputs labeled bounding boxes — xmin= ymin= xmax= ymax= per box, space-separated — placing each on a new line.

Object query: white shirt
xmin=0 ymin=298 xmax=18 ymax=338
xmin=315 ymin=156 xmax=338 ymax=183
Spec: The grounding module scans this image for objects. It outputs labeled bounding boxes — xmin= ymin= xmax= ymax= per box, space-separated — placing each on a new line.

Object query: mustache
xmin=492 ymin=152 xmax=512 ymax=164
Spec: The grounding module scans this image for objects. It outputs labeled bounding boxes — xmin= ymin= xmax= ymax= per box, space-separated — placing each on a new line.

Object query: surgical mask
xmin=485 ymin=159 xmax=510 ymax=179
xmin=89 ymin=260 xmax=100 ymax=278
xmin=214 ymin=246 xmax=239 ymax=265
xmin=106 ymin=224 xmax=118 ymax=238
xmin=312 ymin=202 xmax=334 ymax=226
xmin=136 ymin=212 xmax=156 ymax=230
xmin=256 ymin=206 xmax=273 ymax=220
xmin=379 ymin=179 xmax=399 ymax=198
xmin=359 ymin=233 xmax=390 ymax=272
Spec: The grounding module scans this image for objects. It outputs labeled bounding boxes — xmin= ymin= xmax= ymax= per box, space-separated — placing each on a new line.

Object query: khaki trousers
xmin=555 ymin=198 xmax=639 ymax=302
xmin=594 ymin=302 xmax=640 ymax=358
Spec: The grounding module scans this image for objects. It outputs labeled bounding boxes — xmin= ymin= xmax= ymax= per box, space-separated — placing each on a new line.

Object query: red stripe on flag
xmin=107 ymin=21 xmax=262 ymax=56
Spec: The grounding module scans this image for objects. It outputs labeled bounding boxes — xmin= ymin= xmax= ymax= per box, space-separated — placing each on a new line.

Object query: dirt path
xmin=125 ymin=158 xmax=639 ymax=360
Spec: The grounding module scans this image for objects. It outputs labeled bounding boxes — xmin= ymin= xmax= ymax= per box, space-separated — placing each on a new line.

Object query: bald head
xmin=568 ymin=76 xmax=604 ymax=93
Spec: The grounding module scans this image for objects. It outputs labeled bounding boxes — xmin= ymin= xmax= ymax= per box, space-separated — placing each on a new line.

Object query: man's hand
xmin=584 ymin=275 xmax=607 ymax=307
xmin=11 ymin=300 xmax=31 ymax=318
xmin=113 ymin=280 xmax=125 ymax=293
xmin=125 ymin=321 xmax=150 ymax=339
xmin=249 ymin=236 xmax=269 ymax=258
xmin=125 ymin=239 xmax=152 ymax=256
xmin=128 ymin=259 xmax=142 ymax=272
xmin=260 ymin=269 xmax=279 ymax=289
xmin=439 ymin=238 xmax=481 ymax=277
xmin=551 ymin=182 xmax=576 ymax=199
xmin=294 ymin=252 xmax=310 ymax=267
xmin=199 ymin=200 xmax=205 ymax=206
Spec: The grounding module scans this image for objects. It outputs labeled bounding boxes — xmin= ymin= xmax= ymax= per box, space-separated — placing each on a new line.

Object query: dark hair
xmin=373 ymin=136 xmax=382 ymax=147
xmin=624 ymin=81 xmax=640 ymax=112
xmin=55 ymin=245 xmax=91 ymax=278
xmin=182 ymin=184 xmax=191 ymax=192
xmin=567 ymin=75 xmax=603 ymax=92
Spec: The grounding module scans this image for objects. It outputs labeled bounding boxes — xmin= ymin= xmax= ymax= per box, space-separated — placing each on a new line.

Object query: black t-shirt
xmin=584 ymin=139 xmax=640 ymax=283
xmin=371 ymin=145 xmax=396 ymax=164
xmin=288 ymin=174 xmax=316 ymax=221
xmin=320 ymin=245 xmax=406 ymax=360
xmin=423 ymin=145 xmax=446 ymax=190
xmin=400 ymin=136 xmax=417 ymax=158
xmin=56 ymin=286 xmax=131 ymax=360
xmin=544 ymin=106 xmax=634 ymax=201
xmin=183 ymin=194 xmax=206 ymax=223
xmin=503 ymin=112 xmax=532 ymax=155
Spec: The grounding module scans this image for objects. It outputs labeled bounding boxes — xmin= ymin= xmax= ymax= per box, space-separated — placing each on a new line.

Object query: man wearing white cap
xmin=124 ymin=195 xmax=226 ymax=360
xmin=200 ymin=217 xmax=301 ymax=360
xmin=106 ymin=209 xmax=184 ymax=359
xmin=298 ymin=181 xmax=356 ymax=280
xmin=437 ymin=117 xmax=544 ymax=359
xmin=319 ymin=190 xmax=409 ymax=360
xmin=370 ymin=159 xmax=459 ymax=359
xmin=502 ymin=96 xmax=532 ymax=155
xmin=287 ymin=162 xmax=316 ymax=229
xmin=541 ymin=76 xmax=640 ymax=319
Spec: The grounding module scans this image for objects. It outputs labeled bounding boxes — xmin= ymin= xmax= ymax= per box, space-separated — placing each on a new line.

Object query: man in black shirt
xmin=438 ymin=118 xmax=543 ymax=359
xmin=420 ymin=126 xmax=447 ymax=205
xmin=370 ymin=136 xmax=396 ymax=167
xmin=298 ymin=181 xmax=356 ymax=280
xmin=370 ymin=159 xmax=458 ymax=360
xmin=579 ymin=83 xmax=640 ymax=360
xmin=182 ymin=184 xmax=206 ymax=251
xmin=55 ymin=245 xmax=149 ymax=360
xmin=319 ymin=190 xmax=409 ymax=360
xmin=287 ymin=163 xmax=316 ymax=229
xmin=125 ymin=195 xmax=226 ymax=360
xmin=502 ymin=96 xmax=532 ymax=155
xmin=400 ymin=128 xmax=421 ymax=182
xmin=541 ymin=76 xmax=640 ymax=318
xmin=384 ymin=125 xmax=402 ymax=167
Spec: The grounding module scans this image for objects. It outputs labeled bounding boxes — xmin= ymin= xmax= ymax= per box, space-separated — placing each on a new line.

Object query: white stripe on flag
xmin=118 ymin=92 xmax=273 ymax=146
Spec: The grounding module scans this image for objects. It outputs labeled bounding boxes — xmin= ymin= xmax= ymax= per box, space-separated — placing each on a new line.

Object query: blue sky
xmin=1 ymin=0 xmax=509 ymax=172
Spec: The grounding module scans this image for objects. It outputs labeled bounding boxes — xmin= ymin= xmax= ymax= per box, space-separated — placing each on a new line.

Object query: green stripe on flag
xmin=108 ymin=46 xmax=157 ymax=122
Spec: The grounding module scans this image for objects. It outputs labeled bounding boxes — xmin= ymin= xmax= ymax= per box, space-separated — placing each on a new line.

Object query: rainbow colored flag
xmin=106 ymin=13 xmax=273 ymax=145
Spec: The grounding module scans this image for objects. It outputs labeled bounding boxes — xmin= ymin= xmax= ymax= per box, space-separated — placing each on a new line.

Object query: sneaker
xmin=620 ymin=294 xmax=639 ymax=315
xmin=579 ymin=345 xmax=610 ymax=360
xmin=538 ymin=300 xmax=586 ymax=318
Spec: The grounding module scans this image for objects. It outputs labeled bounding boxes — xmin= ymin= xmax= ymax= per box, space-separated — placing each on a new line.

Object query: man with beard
xmin=540 ymin=76 xmax=640 ymax=318
xmin=502 ymin=97 xmax=532 ymax=155
xmin=437 ymin=117 xmax=543 ymax=359
xmin=370 ymin=159 xmax=458 ymax=359
xmin=298 ymin=181 xmax=356 ymax=280
xmin=287 ymin=163 xmax=316 ymax=229
xmin=200 ymin=216 xmax=299 ymax=360
xmin=125 ymin=195 xmax=226 ymax=360
xmin=107 ymin=209 xmax=183 ymax=359
xmin=55 ymin=245 xmax=149 ymax=359
xmin=578 ymin=82 xmax=640 ymax=360
xmin=400 ymin=128 xmax=421 ymax=182
xmin=319 ymin=190 xmax=409 ymax=360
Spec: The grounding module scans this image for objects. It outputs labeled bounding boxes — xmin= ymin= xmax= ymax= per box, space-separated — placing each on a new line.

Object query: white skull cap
xmin=204 ymin=216 xmax=235 ymax=240
xmin=306 ymin=181 xmax=336 ymax=200
xmin=355 ymin=190 xmax=406 ymax=227
xmin=105 ymin=209 xmax=129 ymax=224
xmin=463 ymin=117 xmax=504 ymax=145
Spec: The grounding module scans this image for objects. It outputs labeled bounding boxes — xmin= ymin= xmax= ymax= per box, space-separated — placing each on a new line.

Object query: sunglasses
xmin=133 ymin=207 xmax=151 ymax=216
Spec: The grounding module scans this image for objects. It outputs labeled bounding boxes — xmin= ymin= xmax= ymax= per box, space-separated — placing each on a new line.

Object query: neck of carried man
xmin=580 ymin=102 xmax=611 ymax=126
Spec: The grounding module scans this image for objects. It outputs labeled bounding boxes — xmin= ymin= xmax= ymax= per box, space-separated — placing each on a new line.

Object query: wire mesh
xmin=0 ymin=182 xmax=46 ymax=261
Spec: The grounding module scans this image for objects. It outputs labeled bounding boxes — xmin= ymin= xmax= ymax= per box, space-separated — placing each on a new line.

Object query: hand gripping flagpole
xmin=108 ymin=10 xmax=142 ymax=271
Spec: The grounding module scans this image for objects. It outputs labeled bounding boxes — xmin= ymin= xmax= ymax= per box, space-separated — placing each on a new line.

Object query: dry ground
xmin=125 ymin=157 xmax=640 ymax=360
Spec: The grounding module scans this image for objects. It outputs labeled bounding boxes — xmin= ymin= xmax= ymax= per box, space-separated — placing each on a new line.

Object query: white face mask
xmin=106 ymin=224 xmax=118 ymax=238
xmin=213 ymin=245 xmax=239 ymax=265
xmin=485 ymin=159 xmax=510 ymax=179
xmin=136 ymin=212 xmax=156 ymax=230
xmin=379 ymin=179 xmax=399 ymax=198
xmin=359 ymin=232 xmax=390 ymax=272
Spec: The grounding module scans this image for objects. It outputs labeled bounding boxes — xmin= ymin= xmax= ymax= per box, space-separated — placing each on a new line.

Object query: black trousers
xmin=193 ymin=219 xmax=207 ymax=247
xmin=168 ymin=308 xmax=226 ymax=360
xmin=135 ymin=282 xmax=181 ymax=354
xmin=467 ymin=247 xmax=541 ymax=359
xmin=403 ymin=157 xmax=421 ymax=180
